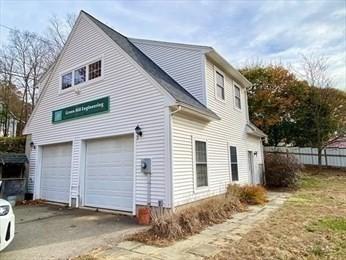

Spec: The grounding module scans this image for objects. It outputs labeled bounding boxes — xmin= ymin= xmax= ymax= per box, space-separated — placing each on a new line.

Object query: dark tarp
xmin=0 ymin=153 xmax=28 ymax=165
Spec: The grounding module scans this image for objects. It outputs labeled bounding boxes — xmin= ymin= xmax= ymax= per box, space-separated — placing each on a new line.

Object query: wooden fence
xmin=264 ymin=147 xmax=346 ymax=168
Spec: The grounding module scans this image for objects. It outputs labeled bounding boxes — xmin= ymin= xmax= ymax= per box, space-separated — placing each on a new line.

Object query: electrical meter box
xmin=141 ymin=158 xmax=151 ymax=174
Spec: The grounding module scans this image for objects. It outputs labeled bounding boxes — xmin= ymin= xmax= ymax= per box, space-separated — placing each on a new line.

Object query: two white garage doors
xmin=39 ymin=135 xmax=134 ymax=212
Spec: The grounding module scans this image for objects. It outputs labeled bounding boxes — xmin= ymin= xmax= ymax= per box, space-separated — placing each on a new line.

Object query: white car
xmin=0 ymin=181 xmax=15 ymax=251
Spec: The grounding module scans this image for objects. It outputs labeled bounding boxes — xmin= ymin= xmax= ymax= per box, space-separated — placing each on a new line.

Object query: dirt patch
xmin=211 ymin=169 xmax=346 ymax=260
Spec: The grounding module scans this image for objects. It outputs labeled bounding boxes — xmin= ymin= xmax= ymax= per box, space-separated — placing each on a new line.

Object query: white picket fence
xmin=264 ymin=146 xmax=346 ymax=168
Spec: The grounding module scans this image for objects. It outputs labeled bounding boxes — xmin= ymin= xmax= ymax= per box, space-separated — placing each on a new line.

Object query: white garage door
xmin=84 ymin=135 xmax=134 ymax=212
xmin=40 ymin=142 xmax=72 ymax=203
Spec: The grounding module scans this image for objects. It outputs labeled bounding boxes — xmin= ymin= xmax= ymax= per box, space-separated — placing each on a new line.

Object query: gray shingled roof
xmin=0 ymin=153 xmax=28 ymax=165
xmin=82 ymin=11 xmax=219 ymax=120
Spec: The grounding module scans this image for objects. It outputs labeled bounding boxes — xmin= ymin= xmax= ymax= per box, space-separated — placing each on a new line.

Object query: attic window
xmin=62 ymin=72 xmax=72 ymax=90
xmin=60 ymin=58 xmax=102 ymax=92
xmin=74 ymin=66 xmax=86 ymax=85
xmin=89 ymin=60 xmax=102 ymax=80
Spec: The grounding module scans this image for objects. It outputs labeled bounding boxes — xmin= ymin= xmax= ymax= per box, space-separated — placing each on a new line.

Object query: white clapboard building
xmin=24 ymin=11 xmax=266 ymax=214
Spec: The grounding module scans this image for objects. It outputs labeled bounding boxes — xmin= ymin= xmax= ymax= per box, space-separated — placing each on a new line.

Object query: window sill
xmin=233 ymin=106 xmax=242 ymax=112
xmin=194 ymin=186 xmax=210 ymax=194
xmin=58 ymin=76 xmax=104 ymax=96
xmin=215 ymin=96 xmax=226 ymax=104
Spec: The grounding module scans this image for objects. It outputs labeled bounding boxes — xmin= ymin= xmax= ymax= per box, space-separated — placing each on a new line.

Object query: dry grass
xmin=71 ymin=256 xmax=98 ymax=260
xmin=211 ymin=168 xmax=346 ymax=260
xmin=228 ymin=184 xmax=268 ymax=205
xmin=130 ymin=184 xmax=266 ymax=246
xmin=130 ymin=194 xmax=246 ymax=246
xmin=70 ymin=247 xmax=107 ymax=260
xmin=16 ymin=199 xmax=46 ymax=206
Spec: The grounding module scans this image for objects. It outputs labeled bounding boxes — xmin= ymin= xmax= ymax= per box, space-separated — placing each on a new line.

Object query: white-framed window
xmin=61 ymin=72 xmax=72 ymax=90
xmin=88 ymin=60 xmax=102 ymax=80
xmin=74 ymin=66 xmax=86 ymax=85
xmin=229 ymin=146 xmax=239 ymax=181
xmin=194 ymin=140 xmax=208 ymax=188
xmin=60 ymin=58 xmax=102 ymax=92
xmin=215 ymin=70 xmax=225 ymax=100
xmin=234 ymin=85 xmax=241 ymax=109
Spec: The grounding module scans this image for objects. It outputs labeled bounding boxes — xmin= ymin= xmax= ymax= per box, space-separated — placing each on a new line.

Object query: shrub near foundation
xmin=131 ymin=184 xmax=266 ymax=245
xmin=264 ymin=153 xmax=302 ymax=188
xmin=228 ymin=184 xmax=268 ymax=205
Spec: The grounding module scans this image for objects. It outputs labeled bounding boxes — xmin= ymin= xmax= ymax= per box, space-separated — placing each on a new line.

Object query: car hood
xmin=0 ymin=199 xmax=10 ymax=207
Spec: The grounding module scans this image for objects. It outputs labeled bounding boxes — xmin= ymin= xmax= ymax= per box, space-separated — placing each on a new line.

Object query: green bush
xmin=0 ymin=136 xmax=26 ymax=153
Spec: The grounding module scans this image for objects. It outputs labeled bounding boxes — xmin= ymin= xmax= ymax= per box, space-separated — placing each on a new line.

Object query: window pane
xmin=230 ymin=146 xmax=237 ymax=163
xmin=216 ymin=72 xmax=224 ymax=87
xmin=235 ymin=96 xmax=241 ymax=109
xmin=74 ymin=67 xmax=86 ymax=85
xmin=231 ymin=164 xmax=239 ymax=181
xmin=88 ymin=60 xmax=102 ymax=80
xmin=195 ymin=141 xmax=206 ymax=162
xmin=216 ymin=85 xmax=225 ymax=100
xmin=62 ymin=72 xmax=72 ymax=90
xmin=196 ymin=164 xmax=208 ymax=187
xmin=235 ymin=86 xmax=240 ymax=97
xmin=216 ymin=72 xmax=225 ymax=100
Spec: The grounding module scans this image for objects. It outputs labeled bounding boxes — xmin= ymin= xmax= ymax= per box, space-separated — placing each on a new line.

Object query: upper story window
xmin=89 ymin=60 xmax=102 ymax=80
xmin=74 ymin=67 xmax=86 ymax=85
xmin=60 ymin=59 xmax=102 ymax=91
xmin=216 ymin=71 xmax=225 ymax=100
xmin=234 ymin=85 xmax=241 ymax=109
xmin=62 ymin=72 xmax=72 ymax=90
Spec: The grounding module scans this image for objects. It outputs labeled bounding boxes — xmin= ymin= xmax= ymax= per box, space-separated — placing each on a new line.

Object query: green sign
xmin=52 ymin=97 xmax=109 ymax=123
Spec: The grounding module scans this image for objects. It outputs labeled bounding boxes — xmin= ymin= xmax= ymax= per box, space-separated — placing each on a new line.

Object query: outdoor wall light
xmin=30 ymin=141 xmax=36 ymax=149
xmin=135 ymin=125 xmax=143 ymax=137
xmin=254 ymin=151 xmax=258 ymax=156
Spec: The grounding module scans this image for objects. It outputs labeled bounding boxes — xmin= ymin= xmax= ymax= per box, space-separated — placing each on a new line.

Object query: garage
xmin=84 ymin=135 xmax=134 ymax=212
xmin=40 ymin=142 xmax=72 ymax=203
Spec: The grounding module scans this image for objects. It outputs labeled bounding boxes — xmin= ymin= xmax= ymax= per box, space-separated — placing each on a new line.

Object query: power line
xmin=0 ymin=23 xmax=55 ymax=46
xmin=0 ymin=24 xmax=14 ymax=31
xmin=0 ymin=55 xmax=51 ymax=71
xmin=0 ymin=70 xmax=37 ymax=80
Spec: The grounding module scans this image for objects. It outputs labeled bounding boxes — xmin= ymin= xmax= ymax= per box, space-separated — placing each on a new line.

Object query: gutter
xmin=174 ymin=102 xmax=221 ymax=121
xmin=205 ymin=49 xmax=252 ymax=88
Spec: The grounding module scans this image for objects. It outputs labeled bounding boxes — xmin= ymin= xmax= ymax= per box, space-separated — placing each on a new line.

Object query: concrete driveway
xmin=1 ymin=204 xmax=144 ymax=260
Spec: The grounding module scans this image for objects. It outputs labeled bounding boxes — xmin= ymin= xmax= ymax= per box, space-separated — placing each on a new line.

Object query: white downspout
xmin=169 ymin=105 xmax=181 ymax=212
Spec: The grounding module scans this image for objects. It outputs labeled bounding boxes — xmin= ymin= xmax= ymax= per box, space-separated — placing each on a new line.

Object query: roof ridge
xmin=129 ymin=37 xmax=212 ymax=50
xmin=81 ymin=10 xmax=219 ymax=120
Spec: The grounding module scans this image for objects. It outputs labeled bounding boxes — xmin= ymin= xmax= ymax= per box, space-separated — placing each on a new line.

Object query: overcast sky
xmin=1 ymin=0 xmax=345 ymax=90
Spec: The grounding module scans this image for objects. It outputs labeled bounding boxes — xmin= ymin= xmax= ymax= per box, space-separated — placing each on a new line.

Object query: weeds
xmin=227 ymin=185 xmax=267 ymax=205
xmin=131 ymin=184 xmax=265 ymax=245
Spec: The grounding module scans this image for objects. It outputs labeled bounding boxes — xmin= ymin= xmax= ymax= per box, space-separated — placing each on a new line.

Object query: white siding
xmin=172 ymin=58 xmax=262 ymax=206
xmin=131 ymin=40 xmax=206 ymax=104
xmin=28 ymin=148 xmax=37 ymax=192
xmin=247 ymin=135 xmax=264 ymax=184
xmin=26 ymin=15 xmax=170 ymax=208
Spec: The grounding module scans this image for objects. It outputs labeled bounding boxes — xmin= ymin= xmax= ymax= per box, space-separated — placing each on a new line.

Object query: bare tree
xmin=0 ymin=13 xmax=76 ymax=136
xmin=47 ymin=13 xmax=76 ymax=55
xmin=298 ymin=54 xmax=336 ymax=168
xmin=0 ymin=49 xmax=16 ymax=136
xmin=0 ymin=30 xmax=56 ymax=134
